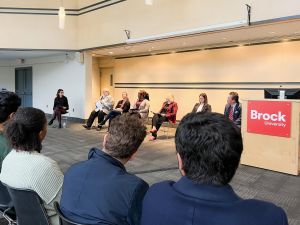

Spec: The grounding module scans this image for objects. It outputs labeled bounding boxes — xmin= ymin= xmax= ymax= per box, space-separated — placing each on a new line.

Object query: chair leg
xmin=167 ymin=123 xmax=170 ymax=139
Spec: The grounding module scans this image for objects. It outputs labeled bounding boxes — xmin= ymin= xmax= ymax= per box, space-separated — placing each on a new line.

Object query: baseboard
xmin=45 ymin=113 xmax=86 ymax=123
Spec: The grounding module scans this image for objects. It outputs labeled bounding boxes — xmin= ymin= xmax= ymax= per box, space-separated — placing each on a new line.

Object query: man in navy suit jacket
xmin=224 ymin=91 xmax=242 ymax=127
xmin=60 ymin=114 xmax=149 ymax=225
xmin=141 ymin=112 xmax=288 ymax=225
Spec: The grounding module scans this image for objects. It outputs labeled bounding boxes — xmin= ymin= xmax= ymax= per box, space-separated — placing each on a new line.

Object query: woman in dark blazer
xmin=48 ymin=89 xmax=69 ymax=128
xmin=192 ymin=93 xmax=212 ymax=113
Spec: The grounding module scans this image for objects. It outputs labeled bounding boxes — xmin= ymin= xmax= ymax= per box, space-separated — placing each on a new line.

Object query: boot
xmin=48 ymin=119 xmax=54 ymax=126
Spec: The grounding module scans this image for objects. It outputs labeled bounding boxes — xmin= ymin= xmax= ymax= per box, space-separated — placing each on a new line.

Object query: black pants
xmin=51 ymin=107 xmax=66 ymax=125
xmin=86 ymin=110 xmax=107 ymax=127
xmin=100 ymin=110 xmax=122 ymax=127
xmin=152 ymin=114 xmax=168 ymax=132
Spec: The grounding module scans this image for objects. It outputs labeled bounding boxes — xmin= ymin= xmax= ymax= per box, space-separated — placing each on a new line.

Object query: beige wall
xmin=77 ymin=0 xmax=300 ymax=49
xmin=1 ymin=0 xmax=300 ymax=50
xmin=0 ymin=0 xmax=77 ymax=8
xmin=78 ymin=0 xmax=246 ymax=48
xmin=111 ymin=41 xmax=300 ymax=119
xmin=77 ymin=0 xmax=99 ymax=9
xmin=0 ymin=14 xmax=77 ymax=49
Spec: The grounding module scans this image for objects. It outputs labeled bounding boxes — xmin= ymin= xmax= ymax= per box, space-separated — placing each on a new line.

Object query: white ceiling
xmin=91 ymin=20 xmax=300 ymax=58
xmin=0 ymin=51 xmax=65 ymax=61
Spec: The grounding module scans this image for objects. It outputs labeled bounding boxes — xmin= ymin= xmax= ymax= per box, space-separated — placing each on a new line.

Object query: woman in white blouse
xmin=192 ymin=93 xmax=212 ymax=113
xmin=0 ymin=107 xmax=63 ymax=225
xmin=130 ymin=90 xmax=150 ymax=121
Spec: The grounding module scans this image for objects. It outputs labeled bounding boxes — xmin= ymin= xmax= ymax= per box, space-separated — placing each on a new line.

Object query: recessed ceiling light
xmin=108 ymin=51 xmax=114 ymax=54
xmin=151 ymin=46 xmax=155 ymax=49
xmin=238 ymin=44 xmax=244 ymax=47
xmin=282 ymin=38 xmax=290 ymax=42
xmin=222 ymin=37 xmax=227 ymax=40
xmin=269 ymin=31 xmax=276 ymax=34
xmin=131 ymin=49 xmax=135 ymax=52
xmin=145 ymin=0 xmax=153 ymax=5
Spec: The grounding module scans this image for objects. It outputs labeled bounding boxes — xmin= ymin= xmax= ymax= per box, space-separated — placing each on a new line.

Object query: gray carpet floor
xmin=1 ymin=122 xmax=299 ymax=224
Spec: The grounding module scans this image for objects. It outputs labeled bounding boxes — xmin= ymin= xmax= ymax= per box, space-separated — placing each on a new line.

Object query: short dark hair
xmin=229 ymin=91 xmax=239 ymax=103
xmin=105 ymin=113 xmax=147 ymax=159
xmin=0 ymin=91 xmax=21 ymax=123
xmin=5 ymin=107 xmax=47 ymax=152
xmin=175 ymin=112 xmax=243 ymax=185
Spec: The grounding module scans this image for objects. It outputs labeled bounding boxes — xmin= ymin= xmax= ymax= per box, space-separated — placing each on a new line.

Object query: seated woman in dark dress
xmin=97 ymin=92 xmax=130 ymax=130
xmin=48 ymin=89 xmax=69 ymax=128
xmin=149 ymin=94 xmax=178 ymax=141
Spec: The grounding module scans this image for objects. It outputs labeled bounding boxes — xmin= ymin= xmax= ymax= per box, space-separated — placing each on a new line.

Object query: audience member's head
xmin=199 ymin=93 xmax=208 ymax=104
xmin=56 ymin=89 xmax=64 ymax=98
xmin=175 ymin=112 xmax=243 ymax=185
xmin=0 ymin=91 xmax=21 ymax=130
xmin=5 ymin=107 xmax=47 ymax=153
xmin=227 ymin=91 xmax=239 ymax=105
xmin=103 ymin=88 xmax=110 ymax=96
xmin=103 ymin=113 xmax=147 ymax=163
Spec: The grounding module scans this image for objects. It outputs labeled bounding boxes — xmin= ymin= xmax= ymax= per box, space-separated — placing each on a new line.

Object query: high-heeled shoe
xmin=149 ymin=129 xmax=157 ymax=133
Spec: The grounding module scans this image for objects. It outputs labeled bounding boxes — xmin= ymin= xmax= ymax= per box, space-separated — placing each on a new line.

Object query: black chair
xmin=4 ymin=184 xmax=51 ymax=225
xmin=54 ymin=202 xmax=84 ymax=225
xmin=0 ymin=182 xmax=16 ymax=225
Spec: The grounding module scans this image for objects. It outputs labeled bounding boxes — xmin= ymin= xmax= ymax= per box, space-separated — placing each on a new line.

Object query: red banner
xmin=247 ymin=101 xmax=291 ymax=138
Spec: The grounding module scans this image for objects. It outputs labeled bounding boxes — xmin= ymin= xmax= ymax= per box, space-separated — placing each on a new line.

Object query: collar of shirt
xmin=173 ymin=176 xmax=241 ymax=203
xmin=88 ymin=148 xmax=126 ymax=171
xmin=231 ymin=103 xmax=237 ymax=110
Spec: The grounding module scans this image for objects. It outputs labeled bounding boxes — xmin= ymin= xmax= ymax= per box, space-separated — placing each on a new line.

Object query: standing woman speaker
xmin=48 ymin=89 xmax=69 ymax=128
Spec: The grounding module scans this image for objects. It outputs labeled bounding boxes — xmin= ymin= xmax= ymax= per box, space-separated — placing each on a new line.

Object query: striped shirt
xmin=0 ymin=149 xmax=64 ymax=225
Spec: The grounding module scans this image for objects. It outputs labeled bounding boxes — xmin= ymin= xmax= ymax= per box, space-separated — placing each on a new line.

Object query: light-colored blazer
xmin=138 ymin=99 xmax=150 ymax=120
xmin=95 ymin=95 xmax=114 ymax=114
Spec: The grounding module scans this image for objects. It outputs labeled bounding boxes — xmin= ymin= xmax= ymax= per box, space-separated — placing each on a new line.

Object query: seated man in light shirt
xmin=83 ymin=88 xmax=114 ymax=130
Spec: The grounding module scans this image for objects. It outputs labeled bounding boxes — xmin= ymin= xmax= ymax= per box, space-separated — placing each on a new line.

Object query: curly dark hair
xmin=105 ymin=113 xmax=147 ymax=159
xmin=138 ymin=90 xmax=150 ymax=101
xmin=4 ymin=107 xmax=47 ymax=152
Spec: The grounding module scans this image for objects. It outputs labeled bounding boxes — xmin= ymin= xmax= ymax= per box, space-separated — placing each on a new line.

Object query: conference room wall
xmin=77 ymin=0 xmax=99 ymax=9
xmin=0 ymin=0 xmax=77 ymax=8
xmin=0 ymin=54 xmax=87 ymax=118
xmin=112 ymin=41 xmax=300 ymax=120
xmin=77 ymin=0 xmax=300 ymax=49
xmin=0 ymin=62 xmax=15 ymax=91
xmin=1 ymin=0 xmax=299 ymax=50
xmin=0 ymin=14 xmax=77 ymax=49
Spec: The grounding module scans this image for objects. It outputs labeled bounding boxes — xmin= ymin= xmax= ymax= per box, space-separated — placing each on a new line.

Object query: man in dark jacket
xmin=224 ymin=91 xmax=242 ymax=127
xmin=60 ymin=113 xmax=149 ymax=225
xmin=141 ymin=112 xmax=288 ymax=225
